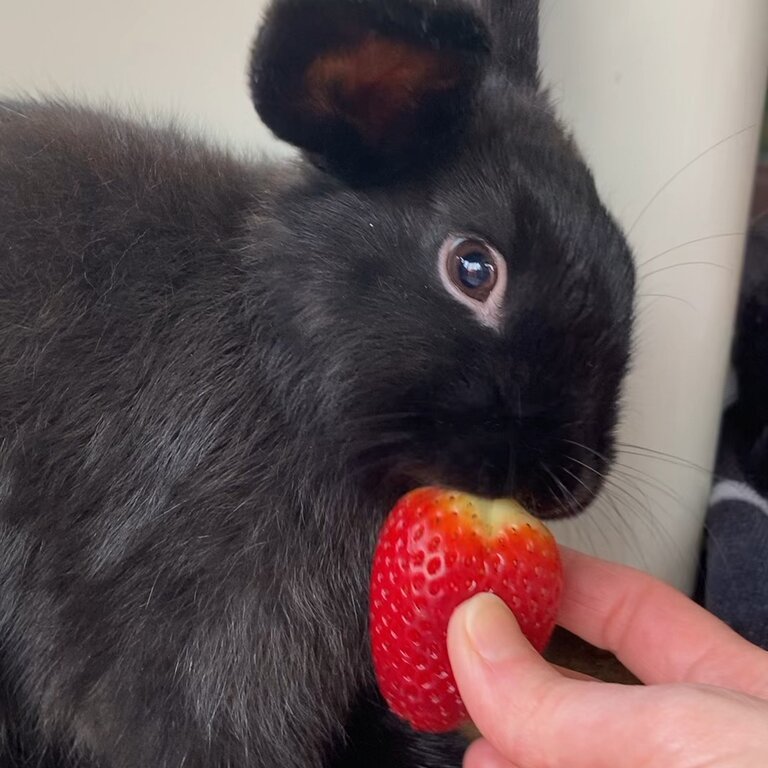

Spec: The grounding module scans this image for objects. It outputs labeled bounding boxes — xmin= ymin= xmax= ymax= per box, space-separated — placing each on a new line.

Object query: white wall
xmin=2 ymin=1 xmax=767 ymax=592
xmin=540 ymin=1 xmax=768 ymax=591
xmin=0 ymin=0 xmax=285 ymax=154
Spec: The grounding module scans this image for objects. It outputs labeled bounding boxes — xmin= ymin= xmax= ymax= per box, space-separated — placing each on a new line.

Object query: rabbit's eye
xmin=438 ymin=236 xmax=507 ymax=330
xmin=449 ymin=241 xmax=498 ymax=301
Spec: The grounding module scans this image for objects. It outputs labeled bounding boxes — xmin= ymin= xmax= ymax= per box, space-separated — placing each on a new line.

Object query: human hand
xmin=447 ymin=547 xmax=768 ymax=768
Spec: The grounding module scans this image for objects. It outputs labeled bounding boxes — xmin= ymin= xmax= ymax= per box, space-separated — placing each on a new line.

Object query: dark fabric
xmin=706 ymin=477 xmax=768 ymax=650
xmin=705 ymin=213 xmax=768 ymax=651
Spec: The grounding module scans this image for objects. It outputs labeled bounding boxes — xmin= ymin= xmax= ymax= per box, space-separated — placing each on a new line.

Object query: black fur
xmin=0 ymin=1 xmax=635 ymax=766
xmin=472 ymin=0 xmax=539 ymax=83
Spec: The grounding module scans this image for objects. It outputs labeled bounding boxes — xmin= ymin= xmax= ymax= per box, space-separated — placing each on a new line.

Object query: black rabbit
xmin=0 ymin=1 xmax=635 ymax=766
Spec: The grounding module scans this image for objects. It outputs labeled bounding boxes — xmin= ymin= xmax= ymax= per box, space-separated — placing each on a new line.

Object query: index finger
xmin=557 ymin=547 xmax=768 ymax=696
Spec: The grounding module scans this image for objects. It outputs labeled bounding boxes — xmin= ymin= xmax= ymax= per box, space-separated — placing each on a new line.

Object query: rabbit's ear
xmin=471 ymin=0 xmax=539 ymax=85
xmin=250 ymin=0 xmax=490 ymax=180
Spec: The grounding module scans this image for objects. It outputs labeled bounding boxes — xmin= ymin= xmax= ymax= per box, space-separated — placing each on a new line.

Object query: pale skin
xmin=447 ymin=547 xmax=768 ymax=768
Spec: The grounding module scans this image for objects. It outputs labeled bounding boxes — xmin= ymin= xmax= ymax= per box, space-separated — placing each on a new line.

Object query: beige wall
xmin=540 ymin=1 xmax=768 ymax=590
xmin=0 ymin=0 xmax=285 ymax=154
xmin=2 ymin=1 xmax=767 ymax=591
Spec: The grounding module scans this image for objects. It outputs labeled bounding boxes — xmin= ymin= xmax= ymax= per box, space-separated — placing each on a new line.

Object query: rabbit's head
xmin=248 ymin=0 xmax=635 ymax=518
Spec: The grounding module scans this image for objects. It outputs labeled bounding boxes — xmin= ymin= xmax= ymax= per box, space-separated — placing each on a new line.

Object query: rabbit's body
xmin=0 ymin=103 xmax=378 ymax=768
xmin=0 ymin=2 xmax=635 ymax=766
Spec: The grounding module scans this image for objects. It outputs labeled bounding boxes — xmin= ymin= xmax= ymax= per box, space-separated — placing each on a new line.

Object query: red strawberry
xmin=369 ymin=487 xmax=563 ymax=733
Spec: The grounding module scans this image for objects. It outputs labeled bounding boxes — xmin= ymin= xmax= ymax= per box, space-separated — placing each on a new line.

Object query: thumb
xmin=447 ymin=594 xmax=664 ymax=768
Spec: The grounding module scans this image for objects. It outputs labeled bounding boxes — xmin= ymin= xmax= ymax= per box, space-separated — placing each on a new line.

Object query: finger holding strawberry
xmin=447 ymin=550 xmax=768 ymax=768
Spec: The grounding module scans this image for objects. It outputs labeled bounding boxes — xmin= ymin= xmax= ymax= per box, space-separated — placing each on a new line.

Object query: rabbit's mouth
xmin=384 ymin=449 xmax=605 ymax=522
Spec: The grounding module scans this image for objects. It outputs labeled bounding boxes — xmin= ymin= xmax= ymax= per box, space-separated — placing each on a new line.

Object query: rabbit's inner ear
xmin=250 ymin=0 xmax=490 ymax=181
xmin=305 ymin=36 xmax=464 ymax=146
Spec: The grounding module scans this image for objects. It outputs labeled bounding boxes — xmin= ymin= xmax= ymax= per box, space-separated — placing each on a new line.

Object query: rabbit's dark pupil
xmin=458 ymin=253 xmax=493 ymax=289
